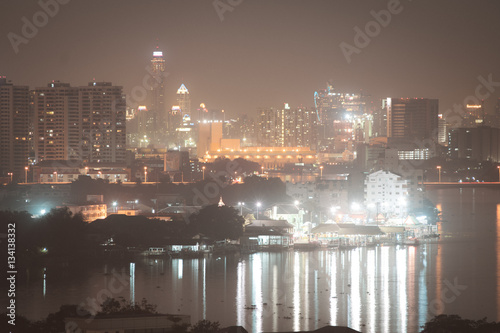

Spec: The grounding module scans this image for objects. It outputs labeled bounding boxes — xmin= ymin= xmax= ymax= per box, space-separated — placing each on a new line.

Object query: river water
xmin=10 ymin=188 xmax=500 ymax=332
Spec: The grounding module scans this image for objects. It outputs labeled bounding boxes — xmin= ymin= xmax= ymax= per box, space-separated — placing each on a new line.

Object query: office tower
xmin=385 ymin=98 xmax=439 ymax=141
xmin=438 ymin=114 xmax=447 ymax=145
xmin=0 ymin=77 xmax=30 ymax=180
xmin=33 ymin=81 xmax=126 ymax=164
xmin=462 ymin=102 xmax=484 ymax=128
xmin=176 ymin=84 xmax=191 ymax=116
xmin=448 ymin=126 xmax=500 ymax=162
xmin=149 ymin=47 xmax=166 ymax=144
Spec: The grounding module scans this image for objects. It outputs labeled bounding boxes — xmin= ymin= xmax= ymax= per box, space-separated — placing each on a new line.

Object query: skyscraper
xmin=33 ymin=81 xmax=126 ymax=164
xmin=385 ymin=98 xmax=439 ymax=141
xmin=176 ymin=84 xmax=191 ymax=116
xmin=314 ymin=82 xmax=366 ymax=147
xmin=149 ymin=47 xmax=166 ymax=144
xmin=0 ymin=77 xmax=30 ymax=180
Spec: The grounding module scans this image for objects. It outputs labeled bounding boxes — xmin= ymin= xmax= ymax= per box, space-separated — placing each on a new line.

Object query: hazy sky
xmin=1 ymin=0 xmax=500 ymax=117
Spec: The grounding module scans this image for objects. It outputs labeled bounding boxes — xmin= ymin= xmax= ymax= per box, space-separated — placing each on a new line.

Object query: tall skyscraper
xmin=385 ymin=98 xmax=439 ymax=141
xmin=149 ymin=47 xmax=166 ymax=144
xmin=33 ymin=81 xmax=126 ymax=164
xmin=176 ymin=84 xmax=191 ymax=116
xmin=0 ymin=77 xmax=30 ymax=180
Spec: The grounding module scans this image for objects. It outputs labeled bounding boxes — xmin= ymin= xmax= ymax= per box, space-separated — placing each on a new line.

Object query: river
xmin=10 ymin=187 xmax=500 ymax=332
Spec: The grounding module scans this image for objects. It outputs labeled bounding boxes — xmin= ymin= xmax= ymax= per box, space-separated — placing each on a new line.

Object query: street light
xmin=144 ymin=166 xmax=148 ymax=183
xmin=319 ymin=165 xmax=324 ymax=179
xmin=113 ymin=201 xmax=117 ymax=213
xmin=25 ymin=166 xmax=28 ymax=183
xmin=437 ymin=166 xmax=442 ymax=183
xmin=202 ymin=166 xmax=206 ymax=180
xmin=8 ymin=172 xmax=13 ymax=183
xmin=53 ymin=171 xmax=57 ymax=183
xmin=261 ymin=166 xmax=264 ymax=175
xmin=497 ymin=166 xmax=500 ymax=183
xmin=256 ymin=202 xmax=261 ymax=219
xmin=238 ymin=202 xmax=245 ymax=215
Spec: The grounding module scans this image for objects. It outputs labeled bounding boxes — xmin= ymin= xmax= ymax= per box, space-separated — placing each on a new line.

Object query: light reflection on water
xmin=11 ymin=188 xmax=500 ymax=332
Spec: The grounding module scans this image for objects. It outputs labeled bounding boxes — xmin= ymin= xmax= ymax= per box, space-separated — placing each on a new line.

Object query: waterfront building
xmin=364 ymin=170 xmax=410 ymax=218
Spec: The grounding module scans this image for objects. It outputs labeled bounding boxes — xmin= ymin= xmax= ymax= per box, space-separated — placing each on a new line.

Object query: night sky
xmin=1 ymin=0 xmax=500 ymax=117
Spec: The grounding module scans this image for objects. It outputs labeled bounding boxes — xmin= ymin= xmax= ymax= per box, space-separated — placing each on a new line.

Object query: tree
xmin=100 ymin=297 xmax=157 ymax=315
xmin=420 ymin=314 xmax=500 ymax=332
xmin=191 ymin=319 xmax=221 ymax=333
xmin=36 ymin=207 xmax=87 ymax=256
xmin=189 ymin=204 xmax=244 ymax=240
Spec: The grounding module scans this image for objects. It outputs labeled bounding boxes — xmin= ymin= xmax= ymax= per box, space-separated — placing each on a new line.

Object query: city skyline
xmin=1 ymin=1 xmax=500 ymax=117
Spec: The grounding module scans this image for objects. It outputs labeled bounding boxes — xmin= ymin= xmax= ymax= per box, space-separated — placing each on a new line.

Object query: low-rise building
xmin=57 ymin=203 xmax=108 ymax=222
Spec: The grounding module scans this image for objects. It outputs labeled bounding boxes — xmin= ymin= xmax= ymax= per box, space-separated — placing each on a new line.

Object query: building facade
xmin=385 ymin=98 xmax=439 ymax=141
xmin=0 ymin=77 xmax=30 ymax=180
xmin=33 ymin=81 xmax=126 ymax=165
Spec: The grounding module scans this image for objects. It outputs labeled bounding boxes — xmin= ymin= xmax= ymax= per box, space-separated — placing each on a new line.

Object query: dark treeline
xmin=2 ymin=299 xmax=499 ymax=333
xmin=0 ymin=204 xmax=244 ymax=268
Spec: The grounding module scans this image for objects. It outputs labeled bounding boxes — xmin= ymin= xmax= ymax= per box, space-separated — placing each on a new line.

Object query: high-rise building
xmin=257 ymin=107 xmax=278 ymax=146
xmin=314 ymin=82 xmax=367 ymax=147
xmin=462 ymin=103 xmax=484 ymax=128
xmin=79 ymin=82 xmax=126 ymax=163
xmin=372 ymin=102 xmax=387 ymax=137
xmin=33 ymin=81 xmax=126 ymax=164
xmin=176 ymin=84 xmax=191 ymax=116
xmin=257 ymin=104 xmax=316 ymax=148
xmin=438 ymin=114 xmax=447 ymax=145
xmin=33 ymin=81 xmax=79 ymax=162
xmin=0 ymin=77 xmax=30 ymax=180
xmin=448 ymin=126 xmax=500 ymax=162
xmin=149 ymin=47 xmax=166 ymax=144
xmin=385 ymin=98 xmax=439 ymax=141
xmin=197 ymin=121 xmax=223 ymax=158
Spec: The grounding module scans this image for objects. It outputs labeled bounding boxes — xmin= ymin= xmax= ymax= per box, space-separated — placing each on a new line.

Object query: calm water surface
xmin=10 ymin=188 xmax=500 ymax=332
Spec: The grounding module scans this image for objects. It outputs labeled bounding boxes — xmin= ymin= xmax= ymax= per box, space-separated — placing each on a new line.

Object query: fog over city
xmin=2 ymin=1 xmax=500 ymax=333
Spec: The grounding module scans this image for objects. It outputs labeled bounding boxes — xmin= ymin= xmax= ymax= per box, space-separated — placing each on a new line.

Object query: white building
xmin=364 ymin=170 xmax=409 ymax=218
